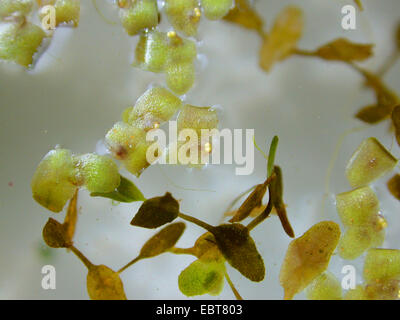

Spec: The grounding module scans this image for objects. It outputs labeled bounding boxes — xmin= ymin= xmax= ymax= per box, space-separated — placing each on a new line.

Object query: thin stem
xmin=169 ymin=247 xmax=196 ymax=256
xmin=224 ymin=185 xmax=256 ymax=215
xmin=224 ymin=271 xmax=243 ymax=300
xmin=118 ymin=256 xmax=141 ymax=274
xmin=70 ymin=246 xmax=94 ymax=270
xmin=247 ymin=189 xmax=273 ymax=231
xmin=178 ymin=212 xmax=214 ymax=232
xmin=294 ymin=48 xmax=317 ymax=57
xmin=377 ymin=51 xmax=400 ymax=77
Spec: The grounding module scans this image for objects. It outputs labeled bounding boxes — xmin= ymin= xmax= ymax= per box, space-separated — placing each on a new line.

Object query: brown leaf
xmin=130 ymin=192 xmax=179 ymax=228
xmin=280 ymin=221 xmax=341 ymax=300
xmin=259 ymin=6 xmax=303 ymax=72
xmin=229 ymin=183 xmax=267 ymax=223
xmin=42 ymin=218 xmax=71 ymax=249
xmin=355 ymin=104 xmax=392 ymax=124
xmin=315 ymin=38 xmax=373 ymax=62
xmin=87 ymin=265 xmax=127 ymax=300
xmin=392 ymin=105 xmax=400 ymax=146
xmin=396 ymin=21 xmax=400 ymax=50
xmin=270 ymin=166 xmax=294 ymax=238
xmin=212 ymin=224 xmax=265 ymax=282
xmin=223 ymin=0 xmax=264 ymax=35
xmin=63 ymin=189 xmax=78 ymax=243
xmin=387 ymin=174 xmax=400 ymax=201
xmin=139 ymin=222 xmax=186 ymax=259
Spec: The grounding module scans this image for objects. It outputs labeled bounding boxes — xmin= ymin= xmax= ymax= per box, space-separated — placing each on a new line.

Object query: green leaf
xmin=211 ymin=224 xmax=265 ymax=282
xmin=42 ymin=218 xmax=70 ymax=248
xmin=139 ymin=222 xmax=186 ymax=259
xmin=130 ymin=192 xmax=179 ymax=228
xmin=91 ymin=175 xmax=145 ymax=203
xmin=267 ymin=136 xmax=279 ymax=178
xmin=87 ymin=265 xmax=127 ymax=300
xmin=178 ymin=259 xmax=225 ymax=297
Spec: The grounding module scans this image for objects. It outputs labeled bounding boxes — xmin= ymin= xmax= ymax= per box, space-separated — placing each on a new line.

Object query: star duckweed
xmin=24 ymin=0 xmax=400 ymax=301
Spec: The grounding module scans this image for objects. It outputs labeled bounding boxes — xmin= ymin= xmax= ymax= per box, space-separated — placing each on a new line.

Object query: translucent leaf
xmin=279 ymin=221 xmax=341 ymax=300
xmin=87 ymin=265 xmax=127 ymax=300
xmin=119 ymin=0 xmax=158 ymax=36
xmin=355 ymin=104 xmax=392 ymax=124
xmin=139 ymin=222 xmax=186 ymax=258
xmin=345 ymin=137 xmax=398 ymax=188
xmin=306 ymin=272 xmax=342 ymax=300
xmin=178 ymin=259 xmax=225 ymax=297
xmin=223 ymin=0 xmax=264 ymax=34
xmin=165 ymin=0 xmax=200 ymax=37
xmin=211 ymin=224 xmax=265 ymax=282
xmin=0 ymin=21 xmax=46 ymax=67
xmin=124 ymin=87 xmax=182 ymax=131
xmin=0 ymin=0 xmax=33 ymax=18
xmin=133 ymin=31 xmax=197 ymax=94
xmin=315 ymin=38 xmax=373 ymax=62
xmin=42 ymin=218 xmax=70 ymax=248
xmin=338 ymin=225 xmax=385 ymax=260
xmin=270 ymin=166 xmax=294 ymax=237
xmin=31 ymin=149 xmax=78 ymax=213
xmin=75 ymin=154 xmax=120 ymax=193
xmin=130 ymin=192 xmax=179 ymax=228
xmin=177 ymin=105 xmax=219 ymax=136
xmin=344 ymin=285 xmax=366 ymax=300
xmin=392 ymin=105 xmax=400 ymax=147
xmin=387 ymin=174 xmax=400 ymax=201
xmin=38 ymin=0 xmax=80 ymax=27
xmin=336 ymin=186 xmax=379 ymax=227
xmin=229 ymin=183 xmax=267 ymax=223
xmin=201 ymin=0 xmax=233 ymax=21
xmin=133 ymin=31 xmax=169 ymax=73
xmin=364 ymin=248 xmax=400 ymax=282
xmin=193 ymin=232 xmax=223 ymax=261
xmin=259 ymin=6 xmax=303 ymax=72
xmin=105 ymin=121 xmax=154 ymax=177
xmin=364 ymin=279 xmax=400 ymax=300
xmin=91 ymin=175 xmax=145 ymax=203
xmin=166 ymin=61 xmax=195 ymax=95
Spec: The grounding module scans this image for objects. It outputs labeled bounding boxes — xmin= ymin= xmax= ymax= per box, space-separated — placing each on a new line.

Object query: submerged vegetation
xmin=1 ymin=0 xmax=400 ymax=300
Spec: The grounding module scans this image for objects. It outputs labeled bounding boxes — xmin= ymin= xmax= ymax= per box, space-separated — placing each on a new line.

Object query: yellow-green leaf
xmin=306 ymin=272 xmax=342 ymax=300
xmin=345 ymin=137 xmax=398 ymax=188
xmin=87 ymin=265 xmax=127 ymax=300
xmin=223 ymin=0 xmax=264 ymax=34
xmin=178 ymin=259 xmax=225 ymax=297
xmin=139 ymin=222 xmax=186 ymax=259
xmin=280 ymin=221 xmax=341 ymax=300
xmin=91 ymin=175 xmax=145 ymax=203
xmin=259 ymin=6 xmax=303 ymax=72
